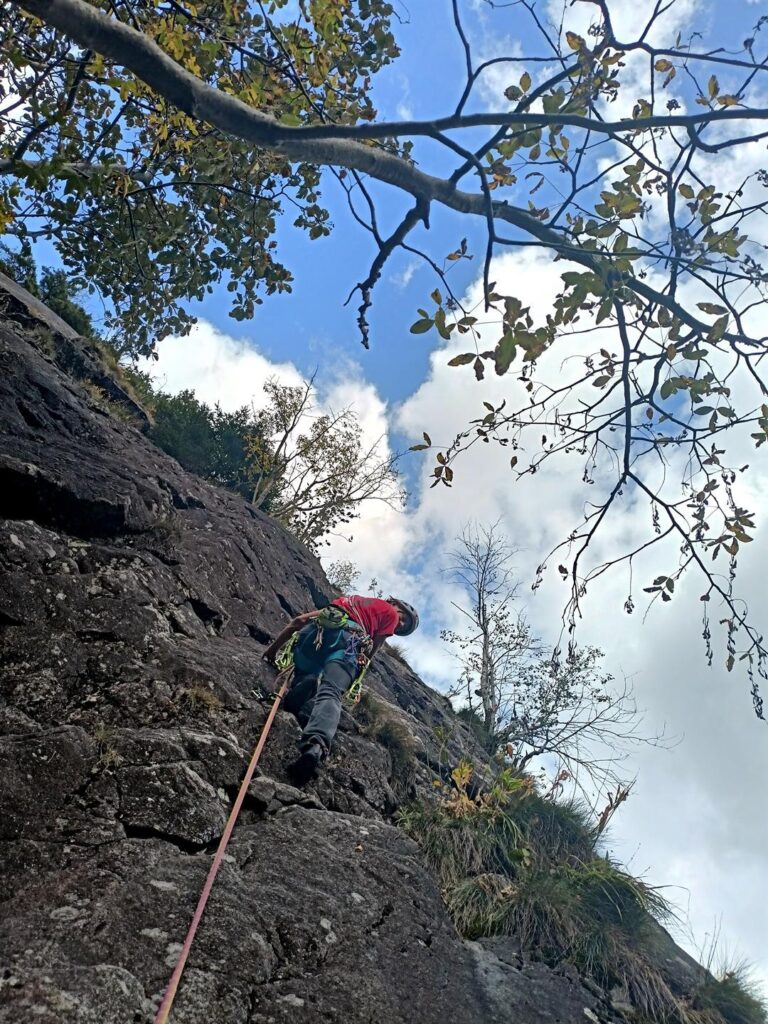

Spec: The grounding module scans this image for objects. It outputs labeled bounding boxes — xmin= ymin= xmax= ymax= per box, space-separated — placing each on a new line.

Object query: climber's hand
xmin=261 ymin=646 xmax=278 ymax=667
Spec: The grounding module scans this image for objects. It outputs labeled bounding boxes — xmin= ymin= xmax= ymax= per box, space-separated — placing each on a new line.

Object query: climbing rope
xmin=153 ymin=650 xmax=294 ymax=1024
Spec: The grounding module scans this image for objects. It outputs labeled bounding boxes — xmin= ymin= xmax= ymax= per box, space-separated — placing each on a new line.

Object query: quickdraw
xmin=344 ymin=656 xmax=370 ymax=705
xmin=275 ymin=631 xmax=299 ymax=672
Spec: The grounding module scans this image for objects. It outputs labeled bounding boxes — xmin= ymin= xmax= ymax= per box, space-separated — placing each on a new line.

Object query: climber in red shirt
xmin=262 ymin=595 xmax=419 ymax=784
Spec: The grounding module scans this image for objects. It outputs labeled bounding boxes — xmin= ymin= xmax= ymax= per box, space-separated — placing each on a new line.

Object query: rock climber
xmin=262 ymin=595 xmax=419 ymax=784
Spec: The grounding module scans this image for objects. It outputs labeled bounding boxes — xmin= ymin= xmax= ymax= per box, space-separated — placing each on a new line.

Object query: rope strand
xmin=153 ymin=671 xmax=291 ymax=1024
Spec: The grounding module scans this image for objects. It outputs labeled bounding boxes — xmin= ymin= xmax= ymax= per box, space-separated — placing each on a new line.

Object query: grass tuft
xmin=692 ymin=964 xmax=768 ymax=1024
xmin=180 ymin=685 xmax=222 ymax=714
xmin=397 ymin=759 xmax=708 ymax=1023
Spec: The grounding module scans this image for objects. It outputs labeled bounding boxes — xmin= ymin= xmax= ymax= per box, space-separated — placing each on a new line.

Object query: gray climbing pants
xmin=283 ymin=658 xmax=356 ymax=753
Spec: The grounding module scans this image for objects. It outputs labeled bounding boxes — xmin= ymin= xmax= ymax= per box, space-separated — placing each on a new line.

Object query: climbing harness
xmin=153 ymin=661 xmax=292 ymax=1024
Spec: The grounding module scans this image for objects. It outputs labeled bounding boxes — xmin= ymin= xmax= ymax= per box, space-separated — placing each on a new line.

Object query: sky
xmin=25 ymin=0 xmax=768 ymax=995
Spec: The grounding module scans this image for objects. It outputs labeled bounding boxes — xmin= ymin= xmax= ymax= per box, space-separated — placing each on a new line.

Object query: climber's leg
xmin=299 ymin=659 xmax=356 ymax=753
xmin=287 ymin=660 xmax=355 ymax=785
xmin=283 ymin=673 xmax=318 ymax=725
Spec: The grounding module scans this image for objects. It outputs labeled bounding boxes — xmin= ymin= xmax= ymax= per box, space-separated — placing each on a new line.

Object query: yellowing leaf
xmin=708 ymin=74 xmax=719 ymax=99
xmin=717 ymin=95 xmax=739 ymax=107
xmin=520 ymin=71 xmax=531 ymax=93
xmin=697 ymin=302 xmax=727 ymax=315
xmin=654 ymin=58 xmax=673 ymax=72
xmin=565 ymin=31 xmax=584 ymax=51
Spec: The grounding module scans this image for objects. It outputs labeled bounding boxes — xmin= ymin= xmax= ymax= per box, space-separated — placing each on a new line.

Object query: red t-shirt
xmin=332 ymin=596 xmax=399 ymax=640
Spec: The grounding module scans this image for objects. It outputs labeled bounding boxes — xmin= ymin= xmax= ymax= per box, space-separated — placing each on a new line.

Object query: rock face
xmin=0 ymin=279 xmax=641 ymax=1023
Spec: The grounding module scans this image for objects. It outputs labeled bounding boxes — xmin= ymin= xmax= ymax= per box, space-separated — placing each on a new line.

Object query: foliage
xmin=146 ymin=386 xmax=269 ymax=501
xmin=122 ymin=370 xmax=403 ymax=547
xmin=326 ymin=559 xmax=360 ymax=594
xmin=443 ymin=522 xmax=660 ymax=796
xmin=399 ymin=761 xmax=706 ymax=1022
xmin=692 ymin=964 xmax=768 ymax=1024
xmin=0 ymin=0 xmax=399 ymax=352
xmin=1 ymin=241 xmax=96 ymax=336
xmin=6 ymin=0 xmax=768 ymax=701
xmin=248 ymin=377 xmax=404 ymax=550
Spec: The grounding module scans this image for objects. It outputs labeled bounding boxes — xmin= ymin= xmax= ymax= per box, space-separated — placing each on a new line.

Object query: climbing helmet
xmin=390 ymin=598 xmax=419 ymax=636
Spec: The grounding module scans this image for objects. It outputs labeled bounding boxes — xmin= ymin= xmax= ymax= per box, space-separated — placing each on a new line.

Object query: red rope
xmin=153 ymin=674 xmax=290 ymax=1024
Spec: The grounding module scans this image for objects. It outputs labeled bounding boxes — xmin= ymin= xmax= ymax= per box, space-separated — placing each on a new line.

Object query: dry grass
xmin=396 ymin=761 xmax=719 ymax=1023
xmin=180 ymin=685 xmax=222 ymax=714
xmin=93 ymin=724 xmax=121 ymax=769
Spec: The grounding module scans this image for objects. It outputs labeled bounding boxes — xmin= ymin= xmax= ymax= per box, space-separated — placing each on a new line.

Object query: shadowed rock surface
xmin=0 ymin=278 xmax=700 ymax=1023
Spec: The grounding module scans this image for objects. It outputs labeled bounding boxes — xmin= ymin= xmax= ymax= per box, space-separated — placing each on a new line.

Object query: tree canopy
xmin=4 ymin=0 xmax=768 ymax=711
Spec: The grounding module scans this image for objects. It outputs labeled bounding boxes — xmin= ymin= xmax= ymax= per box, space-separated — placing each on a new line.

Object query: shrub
xmin=399 ymin=760 xmax=700 ymax=1023
xmin=692 ymin=965 xmax=768 ymax=1024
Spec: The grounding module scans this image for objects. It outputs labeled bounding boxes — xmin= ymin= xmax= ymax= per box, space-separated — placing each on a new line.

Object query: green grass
xmin=692 ymin=965 xmax=768 ymax=1024
xmin=396 ymin=760 xmax=729 ymax=1024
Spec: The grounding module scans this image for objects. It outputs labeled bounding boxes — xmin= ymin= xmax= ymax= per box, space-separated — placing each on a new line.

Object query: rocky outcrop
xmin=0 ymin=279 xmax=651 ymax=1023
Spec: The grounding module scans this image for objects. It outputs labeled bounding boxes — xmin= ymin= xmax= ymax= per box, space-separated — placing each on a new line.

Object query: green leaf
xmin=410 ymin=318 xmax=433 ymax=334
xmin=678 ymin=183 xmax=695 ymax=199
xmin=447 ymin=353 xmax=476 ymax=367
xmin=494 ymin=331 xmax=517 ymax=375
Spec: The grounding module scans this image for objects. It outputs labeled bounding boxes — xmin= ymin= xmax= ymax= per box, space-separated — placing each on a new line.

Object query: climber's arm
xmin=369 ymin=635 xmax=388 ymax=659
xmin=261 ymin=610 xmax=319 ymax=665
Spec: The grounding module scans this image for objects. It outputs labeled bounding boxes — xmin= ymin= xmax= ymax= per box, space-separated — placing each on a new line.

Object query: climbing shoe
xmin=287 ymin=741 xmax=324 ymax=786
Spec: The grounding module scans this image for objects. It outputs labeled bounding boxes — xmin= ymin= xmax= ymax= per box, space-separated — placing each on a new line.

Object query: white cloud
xmin=137 ymin=320 xmax=305 ymax=412
xmin=390 ymin=258 xmax=420 ymax=289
